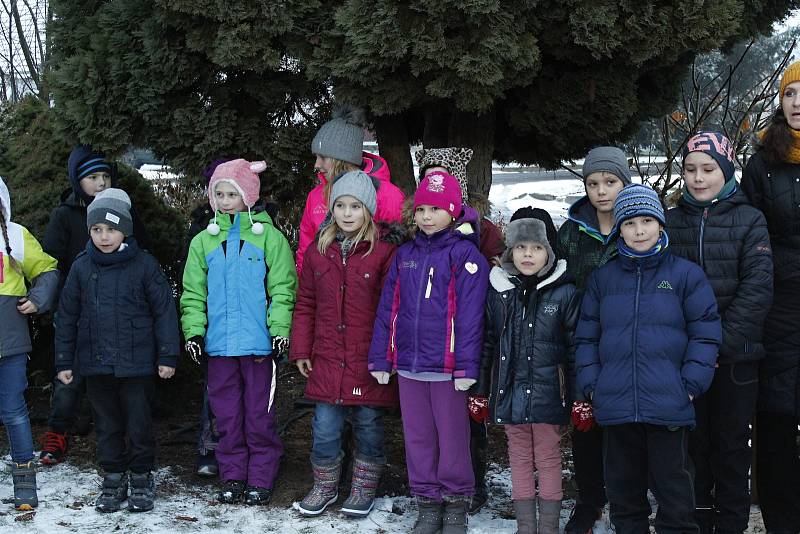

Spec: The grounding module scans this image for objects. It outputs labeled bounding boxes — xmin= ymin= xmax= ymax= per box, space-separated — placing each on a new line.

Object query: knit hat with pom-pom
xmin=311 ymin=105 xmax=366 ymax=165
xmin=206 ymin=159 xmax=267 ymax=236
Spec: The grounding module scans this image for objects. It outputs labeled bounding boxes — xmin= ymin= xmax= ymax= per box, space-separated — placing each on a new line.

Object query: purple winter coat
xmin=368 ymin=208 xmax=489 ymax=379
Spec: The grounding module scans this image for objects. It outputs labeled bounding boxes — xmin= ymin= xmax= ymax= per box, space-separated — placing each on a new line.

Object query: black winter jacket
xmin=475 ymin=260 xmax=580 ymax=425
xmin=741 ymin=150 xmax=800 ymax=415
xmin=54 ymin=239 xmax=180 ymax=377
xmin=44 ymin=190 xmax=149 ymax=288
xmin=666 ymin=189 xmax=773 ymax=364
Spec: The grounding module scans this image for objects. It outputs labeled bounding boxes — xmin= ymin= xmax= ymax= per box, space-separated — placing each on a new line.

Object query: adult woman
xmin=740 ymin=60 xmax=800 ymax=533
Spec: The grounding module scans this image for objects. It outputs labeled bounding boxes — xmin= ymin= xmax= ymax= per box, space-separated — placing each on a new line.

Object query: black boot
xmin=244 ymin=486 xmax=273 ymax=506
xmin=216 ymin=480 xmax=246 ymax=504
xmin=129 ymin=472 xmax=155 ymax=512
xmin=95 ymin=472 xmax=128 ymax=513
xmin=564 ymin=503 xmax=602 ymax=533
xmin=11 ymin=461 xmax=38 ymax=510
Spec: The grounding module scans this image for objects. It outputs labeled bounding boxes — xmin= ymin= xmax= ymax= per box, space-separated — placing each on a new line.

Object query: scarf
xmin=681 ymin=179 xmax=738 ymax=207
xmin=789 ymin=128 xmax=800 ymax=164
xmin=617 ymin=231 xmax=669 ymax=259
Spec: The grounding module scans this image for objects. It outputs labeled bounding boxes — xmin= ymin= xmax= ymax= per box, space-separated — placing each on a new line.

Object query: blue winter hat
xmin=67 ymin=145 xmax=112 ymax=201
xmin=682 ymin=131 xmax=736 ymax=182
xmin=614 ymin=184 xmax=665 ymax=228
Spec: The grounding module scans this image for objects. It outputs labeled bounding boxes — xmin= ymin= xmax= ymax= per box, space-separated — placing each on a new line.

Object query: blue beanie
xmin=682 ymin=131 xmax=736 ymax=182
xmin=67 ymin=145 xmax=112 ymax=202
xmin=614 ymin=184 xmax=665 ymax=228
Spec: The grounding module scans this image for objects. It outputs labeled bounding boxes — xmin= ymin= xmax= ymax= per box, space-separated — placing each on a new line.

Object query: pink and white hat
xmin=413 ymin=170 xmax=463 ymax=218
xmin=207 ymin=159 xmax=267 ymax=236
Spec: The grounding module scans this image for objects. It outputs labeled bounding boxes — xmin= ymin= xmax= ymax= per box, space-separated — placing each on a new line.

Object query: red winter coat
xmin=290 ymin=225 xmax=404 ymax=407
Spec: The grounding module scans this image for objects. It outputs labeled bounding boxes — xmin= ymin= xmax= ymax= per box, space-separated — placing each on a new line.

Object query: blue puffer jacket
xmin=55 ymin=239 xmax=180 ymax=377
xmin=575 ymin=249 xmax=722 ymax=427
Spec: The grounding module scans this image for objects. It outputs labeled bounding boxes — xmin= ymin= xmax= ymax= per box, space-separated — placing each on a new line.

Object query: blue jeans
xmin=0 ymin=354 xmax=35 ymax=463
xmin=311 ymin=403 xmax=385 ymax=466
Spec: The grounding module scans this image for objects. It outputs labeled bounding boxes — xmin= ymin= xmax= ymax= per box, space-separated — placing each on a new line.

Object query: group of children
xmin=1 ymin=61 xmax=799 ymax=534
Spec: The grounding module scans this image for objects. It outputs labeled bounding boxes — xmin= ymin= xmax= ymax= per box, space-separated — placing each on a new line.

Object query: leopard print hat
xmin=414 ymin=147 xmax=474 ymax=202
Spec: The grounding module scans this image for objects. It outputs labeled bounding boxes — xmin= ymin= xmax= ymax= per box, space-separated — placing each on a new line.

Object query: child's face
xmin=585 ymin=171 xmax=625 ymax=214
xmin=619 ymin=216 xmax=662 ymax=253
xmin=332 ymin=195 xmax=366 ymax=236
xmin=782 ymin=81 xmax=800 ymax=130
xmin=512 ymin=241 xmax=548 ymax=276
xmin=90 ymin=223 xmax=125 ymax=253
xmin=214 ymin=182 xmax=246 ymax=214
xmin=683 ymin=152 xmax=725 ymax=202
xmin=80 ymin=172 xmax=111 ymax=197
xmin=414 ymin=204 xmax=452 ymax=235
xmin=314 ymin=155 xmax=333 ymax=175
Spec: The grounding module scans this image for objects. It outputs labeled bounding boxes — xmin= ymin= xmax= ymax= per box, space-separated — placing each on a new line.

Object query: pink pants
xmin=505 ymin=423 xmax=563 ymax=500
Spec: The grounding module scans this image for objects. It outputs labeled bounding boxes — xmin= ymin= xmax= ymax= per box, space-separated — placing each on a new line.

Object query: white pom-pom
xmin=250 ymin=161 xmax=267 ymax=173
xmin=207 ymin=222 xmax=221 ymax=236
xmin=251 ymin=222 xmax=264 ymax=235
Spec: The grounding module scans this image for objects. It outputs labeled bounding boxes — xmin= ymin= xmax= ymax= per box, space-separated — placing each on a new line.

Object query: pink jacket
xmin=296 ymin=151 xmax=405 ymax=273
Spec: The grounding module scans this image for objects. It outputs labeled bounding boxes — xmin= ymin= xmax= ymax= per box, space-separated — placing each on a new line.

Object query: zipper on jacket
xmin=698 ymin=208 xmax=709 ymax=268
xmin=390 ymin=315 xmax=397 ymax=353
xmin=425 ymin=267 xmax=434 ymax=298
xmin=412 ymin=243 xmax=431 ymax=373
xmin=633 ymin=264 xmax=642 ymax=422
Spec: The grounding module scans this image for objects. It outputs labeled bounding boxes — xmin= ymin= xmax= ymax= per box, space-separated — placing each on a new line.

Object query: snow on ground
xmin=489 ymin=179 xmax=585 ymax=226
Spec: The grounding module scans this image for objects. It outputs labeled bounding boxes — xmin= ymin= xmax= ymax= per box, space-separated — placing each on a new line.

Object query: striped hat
xmin=613 ymin=184 xmax=665 ymax=228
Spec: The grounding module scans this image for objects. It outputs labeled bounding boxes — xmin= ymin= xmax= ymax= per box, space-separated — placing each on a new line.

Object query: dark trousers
xmin=571 ymin=424 xmax=607 ymax=508
xmin=47 ymin=369 xmax=87 ymax=434
xmin=86 ymin=375 xmax=155 ymax=474
xmin=756 ymin=411 xmax=800 ymax=532
xmin=604 ymin=423 xmax=698 ymax=534
xmin=197 ymin=377 xmax=219 ymax=455
xmin=689 ymin=362 xmax=758 ymax=532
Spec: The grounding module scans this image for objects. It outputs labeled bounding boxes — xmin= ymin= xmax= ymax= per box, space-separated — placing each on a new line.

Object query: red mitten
xmin=468 ymin=396 xmax=489 ymax=424
xmin=571 ymin=401 xmax=596 ymax=432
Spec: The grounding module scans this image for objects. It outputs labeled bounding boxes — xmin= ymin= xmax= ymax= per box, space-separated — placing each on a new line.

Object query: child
xmin=54 ymin=188 xmax=179 ymax=513
xmin=40 ymin=145 xmax=148 ymax=465
xmin=666 ymin=132 xmax=772 ymax=532
xmin=290 ymin=170 xmax=403 ymax=518
xmin=0 ymin=177 xmax=58 ymax=510
xmin=297 ymin=106 xmax=404 ymax=273
xmin=368 ymin=171 xmax=488 ymax=534
xmin=556 ymin=146 xmax=632 ymax=533
xmin=181 ymin=159 xmax=297 ymax=505
xmin=576 ymin=184 xmax=722 ymax=533
xmin=474 ymin=206 xmax=579 ymax=533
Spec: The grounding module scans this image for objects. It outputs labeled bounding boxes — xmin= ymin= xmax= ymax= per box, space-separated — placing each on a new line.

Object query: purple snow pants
xmin=207 ymin=357 xmax=283 ymax=488
xmin=398 ymin=375 xmax=475 ymax=501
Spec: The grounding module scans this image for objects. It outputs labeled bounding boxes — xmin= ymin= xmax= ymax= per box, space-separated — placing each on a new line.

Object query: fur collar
xmin=489 ymin=259 xmax=568 ymax=292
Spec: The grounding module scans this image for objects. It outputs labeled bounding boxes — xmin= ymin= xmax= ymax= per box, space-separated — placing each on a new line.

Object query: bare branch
xmin=10 ymin=0 xmax=40 ymax=92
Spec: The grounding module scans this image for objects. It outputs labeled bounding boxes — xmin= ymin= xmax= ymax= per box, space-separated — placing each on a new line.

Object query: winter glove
xmin=185 ymin=336 xmax=206 ymax=365
xmin=454 ymin=378 xmax=476 ymax=391
xmin=571 ymin=401 xmax=596 ymax=432
xmin=371 ymin=371 xmax=391 ymax=385
xmin=468 ymin=396 xmax=489 ymax=424
xmin=272 ymin=336 xmax=290 ymax=355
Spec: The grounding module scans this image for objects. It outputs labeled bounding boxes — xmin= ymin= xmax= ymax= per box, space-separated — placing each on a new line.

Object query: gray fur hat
xmin=501 ymin=207 xmax=557 ymax=277
xmin=582 ymin=146 xmax=632 ymax=185
xmin=86 ymin=188 xmax=133 ymax=236
xmin=311 ymin=105 xmax=366 ymax=165
xmin=329 ymin=170 xmax=378 ymax=216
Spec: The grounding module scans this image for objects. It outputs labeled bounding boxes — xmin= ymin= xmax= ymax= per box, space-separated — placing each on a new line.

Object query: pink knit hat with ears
xmin=206 ymin=159 xmax=267 ymax=236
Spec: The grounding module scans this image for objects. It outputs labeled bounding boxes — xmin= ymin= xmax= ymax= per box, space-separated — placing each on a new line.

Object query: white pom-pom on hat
xmin=250 ymin=161 xmax=267 ymax=173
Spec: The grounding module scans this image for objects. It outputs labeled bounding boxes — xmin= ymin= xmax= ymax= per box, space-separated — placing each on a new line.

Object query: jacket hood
xmin=0 ymin=176 xmax=10 ymax=224
xmin=453 ymin=205 xmax=481 ymax=247
xmin=315 ymin=151 xmax=392 ymax=186
xmin=378 ymin=221 xmax=408 ymax=245
xmin=566 ymin=195 xmax=615 ymax=243
xmin=489 ymin=259 xmax=569 ymax=293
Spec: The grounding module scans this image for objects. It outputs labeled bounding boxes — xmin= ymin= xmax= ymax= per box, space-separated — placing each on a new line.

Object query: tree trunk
xmin=422 ymin=102 xmax=451 ymax=148
xmin=447 ymin=108 xmax=495 ymax=196
xmin=374 ymin=113 xmax=415 ymax=195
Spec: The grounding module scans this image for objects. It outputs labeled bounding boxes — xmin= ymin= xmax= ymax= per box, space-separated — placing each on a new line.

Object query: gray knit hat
xmin=311 ymin=106 xmax=365 ymax=166
xmin=86 ymin=188 xmax=133 ymax=236
xmin=582 ymin=147 xmax=632 ymax=185
xmin=329 ymin=170 xmax=378 ymax=216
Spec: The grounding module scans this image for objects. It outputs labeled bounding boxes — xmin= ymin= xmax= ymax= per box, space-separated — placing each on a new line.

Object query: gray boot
xmin=128 ymin=472 xmax=155 ymax=512
xmin=341 ymin=454 xmax=384 ymax=518
xmin=513 ymin=498 xmax=537 ymax=534
xmin=298 ymin=453 xmax=343 ymax=516
xmin=11 ymin=461 xmax=38 ymax=510
xmin=95 ymin=472 xmax=128 ymax=513
xmin=411 ymin=496 xmax=443 ymax=534
xmin=537 ymin=498 xmax=562 ymax=534
xmin=442 ymin=495 xmax=470 ymax=534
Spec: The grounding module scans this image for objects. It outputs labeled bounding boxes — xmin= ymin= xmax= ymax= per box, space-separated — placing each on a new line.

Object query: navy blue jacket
xmin=55 ymin=239 xmax=180 ymax=377
xmin=575 ymin=249 xmax=721 ymax=427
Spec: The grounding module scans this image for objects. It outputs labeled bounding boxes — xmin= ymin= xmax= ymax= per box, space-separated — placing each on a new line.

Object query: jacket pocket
xmin=130 ymin=317 xmax=156 ymax=363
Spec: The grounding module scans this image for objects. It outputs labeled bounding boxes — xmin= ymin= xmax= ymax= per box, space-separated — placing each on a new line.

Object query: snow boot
xmin=196 ymin=451 xmax=219 ymax=477
xmin=38 ymin=431 xmax=68 ymax=466
xmin=565 ymin=503 xmax=602 ymax=533
xmin=128 ymin=472 xmax=155 ymax=512
xmin=412 ymin=496 xmax=444 ymax=534
xmin=95 ymin=472 xmax=128 ymax=513
xmin=469 ymin=434 xmax=488 ymax=514
xmin=538 ymin=498 xmax=562 ymax=534
xmin=341 ymin=454 xmax=383 ymax=518
xmin=244 ymin=486 xmax=273 ymax=505
xmin=513 ymin=499 xmax=537 ymax=534
xmin=11 ymin=461 xmax=38 ymax=510
xmin=298 ymin=452 xmax=342 ymax=516
xmin=216 ymin=480 xmax=246 ymax=504
xmin=442 ymin=495 xmax=470 ymax=534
